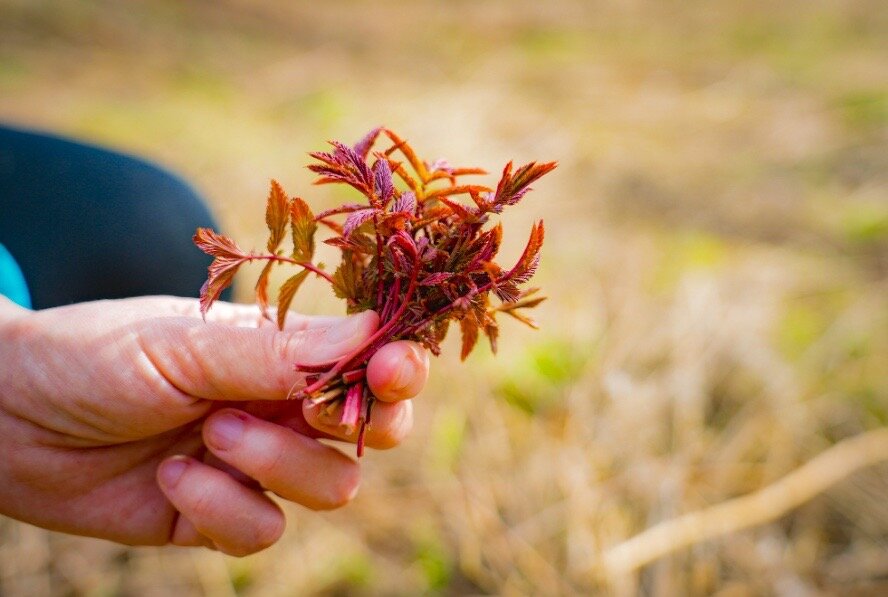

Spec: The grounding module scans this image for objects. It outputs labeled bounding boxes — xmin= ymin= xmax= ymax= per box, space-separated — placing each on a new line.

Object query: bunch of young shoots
xmin=195 ymin=128 xmax=555 ymax=455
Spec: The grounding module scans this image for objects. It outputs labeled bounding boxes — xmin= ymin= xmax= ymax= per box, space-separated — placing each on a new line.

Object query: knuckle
xmin=264 ymin=329 xmax=309 ymax=390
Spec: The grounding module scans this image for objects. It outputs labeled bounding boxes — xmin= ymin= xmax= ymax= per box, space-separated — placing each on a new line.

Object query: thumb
xmin=137 ymin=311 xmax=379 ymax=402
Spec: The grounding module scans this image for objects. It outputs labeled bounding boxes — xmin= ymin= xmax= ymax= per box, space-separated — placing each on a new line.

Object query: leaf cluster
xmin=194 ymin=128 xmax=555 ymax=454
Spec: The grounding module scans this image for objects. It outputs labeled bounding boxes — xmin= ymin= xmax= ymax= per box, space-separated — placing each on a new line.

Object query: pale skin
xmin=0 ymin=295 xmax=430 ymax=556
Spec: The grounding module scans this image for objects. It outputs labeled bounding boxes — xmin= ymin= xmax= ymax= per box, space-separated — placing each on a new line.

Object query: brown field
xmin=1 ymin=1 xmax=886 ymax=594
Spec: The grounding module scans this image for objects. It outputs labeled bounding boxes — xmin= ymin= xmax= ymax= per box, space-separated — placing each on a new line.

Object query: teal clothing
xmin=0 ymin=243 xmax=32 ymax=309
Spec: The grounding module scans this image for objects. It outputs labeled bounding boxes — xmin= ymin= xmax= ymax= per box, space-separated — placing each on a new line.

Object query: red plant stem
xmin=381 ymin=276 xmax=401 ymax=322
xmin=339 ymin=384 xmax=363 ymax=431
xmin=293 ymin=362 xmax=332 ymax=373
xmin=356 ymin=387 xmax=373 ymax=458
xmin=324 ymin=275 xmax=501 ymax=373
xmin=341 ymin=367 xmax=366 ymax=385
xmin=299 ymin=255 xmax=421 ymax=397
xmin=248 ymin=253 xmax=337 ymax=286
xmin=402 ymin=277 xmax=498 ymax=335
xmin=373 ymin=213 xmax=384 ymax=309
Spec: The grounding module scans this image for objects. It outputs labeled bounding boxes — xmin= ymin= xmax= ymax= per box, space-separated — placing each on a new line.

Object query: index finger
xmin=137 ymin=311 xmax=379 ymax=402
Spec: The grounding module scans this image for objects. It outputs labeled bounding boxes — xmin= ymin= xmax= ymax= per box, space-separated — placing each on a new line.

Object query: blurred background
xmin=1 ymin=0 xmax=886 ymax=594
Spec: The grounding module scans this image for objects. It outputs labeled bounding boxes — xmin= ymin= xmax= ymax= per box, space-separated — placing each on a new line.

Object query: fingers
xmin=168 ymin=515 xmax=215 ymax=550
xmin=366 ymin=341 xmax=430 ymax=402
xmin=138 ymin=310 xmax=379 ymax=401
xmin=302 ymin=399 xmax=414 ymax=450
xmin=156 ymin=455 xmax=285 ymax=557
xmin=202 ymin=409 xmax=361 ymax=510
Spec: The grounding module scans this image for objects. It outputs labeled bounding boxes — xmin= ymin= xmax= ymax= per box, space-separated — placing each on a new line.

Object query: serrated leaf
xmin=194 ymin=227 xmax=248 ymax=260
xmin=498 ymin=295 xmax=547 ymax=312
xmin=387 ymin=159 xmax=421 ymax=193
xmin=343 ymin=208 xmax=377 ymax=237
xmin=198 ymin=258 xmax=241 ymax=319
xmin=493 ymin=161 xmax=557 ymax=207
xmin=353 ymin=126 xmax=383 ymax=159
xmin=384 ymin=128 xmax=429 ymax=182
xmin=505 ymin=220 xmax=544 ymax=284
xmin=391 ymin=190 xmax=416 ymax=215
xmin=459 ymin=317 xmax=479 ymax=361
xmin=494 ymin=282 xmax=521 ymax=302
xmin=503 ymin=309 xmax=539 ymax=329
xmin=290 ymin=197 xmax=317 ymax=262
xmin=266 ymin=180 xmax=289 ymax=253
xmin=333 ymin=254 xmax=362 ymax=301
xmin=425 ymin=184 xmax=492 ymax=201
xmin=276 ymin=269 xmax=310 ymax=330
xmin=373 ymin=158 xmax=394 ymax=203
xmin=473 ymin=223 xmax=503 ymax=263
xmin=255 ymin=260 xmax=276 ymax=319
xmin=434 ymin=319 xmax=450 ymax=344
xmin=436 ymin=196 xmax=474 ymax=219
xmin=420 ymin=272 xmax=453 ymax=286
xmin=193 ymin=228 xmax=250 ymax=318
xmin=484 ymin=320 xmax=499 ymax=354
xmin=315 ymin=203 xmax=365 ymax=220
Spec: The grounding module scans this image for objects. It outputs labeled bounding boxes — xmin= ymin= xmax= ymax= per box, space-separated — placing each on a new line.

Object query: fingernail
xmin=159 ymin=456 xmax=189 ymax=489
xmin=327 ymin=313 xmax=368 ymax=344
xmin=391 ymin=360 xmax=412 ymax=391
xmin=391 ymin=345 xmax=424 ymax=391
xmin=207 ymin=412 xmax=245 ymax=450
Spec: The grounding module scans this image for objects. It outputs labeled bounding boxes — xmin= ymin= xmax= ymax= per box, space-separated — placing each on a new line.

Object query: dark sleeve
xmin=0 ymin=125 xmax=230 ymax=309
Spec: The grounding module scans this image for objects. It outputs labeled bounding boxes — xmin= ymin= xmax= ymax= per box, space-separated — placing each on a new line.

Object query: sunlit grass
xmin=1 ymin=0 xmax=886 ymax=594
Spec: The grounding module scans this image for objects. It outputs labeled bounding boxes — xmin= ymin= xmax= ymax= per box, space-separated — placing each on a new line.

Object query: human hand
xmin=0 ymin=295 xmax=429 ymax=555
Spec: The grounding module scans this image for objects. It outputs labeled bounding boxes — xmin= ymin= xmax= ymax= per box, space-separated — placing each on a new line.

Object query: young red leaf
xmin=391 ymin=190 xmax=417 ymax=215
xmin=193 ymin=128 xmax=555 ymax=457
xmin=383 ymin=128 xmax=429 ymax=182
xmin=266 ymin=180 xmax=290 ymax=253
xmin=502 ymin=309 xmax=540 ymax=329
xmin=387 ymin=159 xmax=421 ymax=194
xmin=343 ymin=208 xmax=378 ymax=238
xmin=494 ymin=161 xmax=558 ymax=208
xmin=459 ymin=316 xmax=480 ymax=360
xmin=276 ymin=269 xmax=310 ymax=330
xmin=194 ymin=227 xmax=248 ymax=260
xmin=506 ymin=220 xmax=545 ymax=284
xmin=373 ymin=159 xmax=394 ymax=203
xmin=332 ymin=255 xmax=363 ymax=303
xmin=193 ymin=228 xmax=251 ymax=318
xmin=420 ymin=272 xmax=453 ymax=286
xmin=197 ymin=258 xmax=240 ymax=318
xmin=315 ymin=203 xmax=366 ymax=220
xmin=436 ymin=196 xmax=475 ymax=220
xmin=483 ymin=320 xmax=499 ymax=354
xmin=424 ymin=184 xmax=491 ymax=201
xmin=255 ymin=260 xmax=276 ymax=319
xmin=353 ymin=126 xmax=383 ymax=159
xmin=290 ymin=197 xmax=317 ymax=262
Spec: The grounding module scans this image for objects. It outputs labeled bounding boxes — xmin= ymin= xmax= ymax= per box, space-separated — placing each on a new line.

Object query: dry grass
xmin=1 ymin=0 xmax=886 ymax=594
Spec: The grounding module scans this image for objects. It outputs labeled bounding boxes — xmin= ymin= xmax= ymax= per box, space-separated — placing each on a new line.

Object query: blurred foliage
xmin=496 ymin=337 xmax=592 ymax=415
xmin=1 ymin=0 xmax=886 ymax=595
